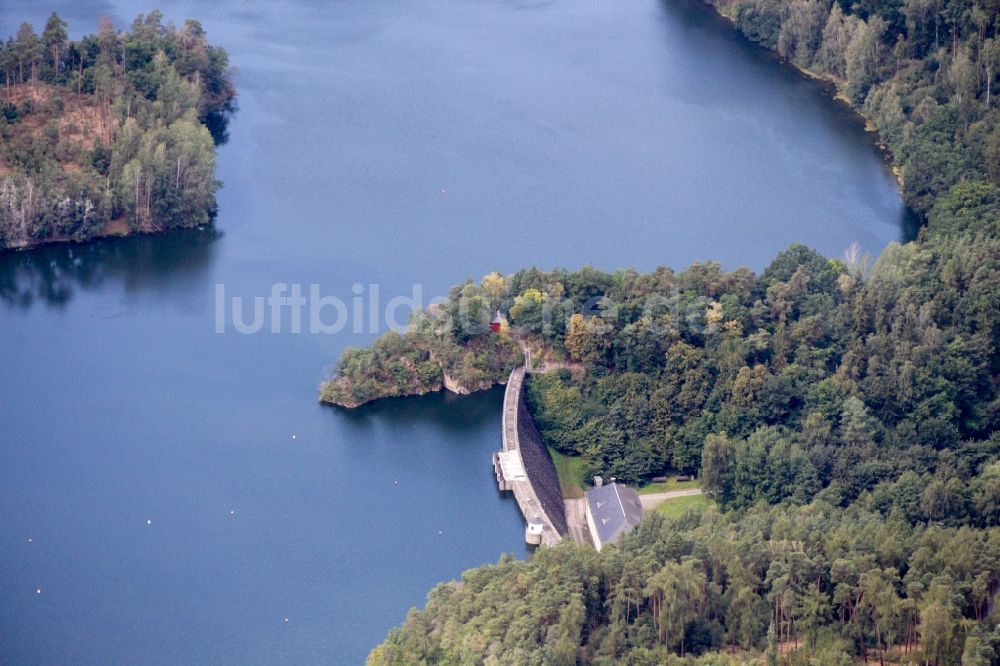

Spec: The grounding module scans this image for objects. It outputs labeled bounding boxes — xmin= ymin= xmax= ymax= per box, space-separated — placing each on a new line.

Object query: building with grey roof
xmin=584 ymin=481 xmax=644 ymax=551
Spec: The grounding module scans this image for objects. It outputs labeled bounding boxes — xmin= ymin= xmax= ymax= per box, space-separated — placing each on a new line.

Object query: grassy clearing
xmin=655 ymin=493 xmax=711 ymax=518
xmin=637 ymin=477 xmax=700 ymax=495
xmin=548 ymin=447 xmax=585 ymax=499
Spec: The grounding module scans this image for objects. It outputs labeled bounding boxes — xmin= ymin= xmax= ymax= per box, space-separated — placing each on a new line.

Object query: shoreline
xmin=784 ymin=60 xmax=905 ymax=190
xmin=3 ymin=220 xmax=128 ymax=253
xmin=320 ymin=379 xmax=501 ymax=409
xmin=1 ymin=218 xmax=213 ymax=254
xmin=705 ymin=2 xmax=905 ymax=191
xmin=322 ymin=336 xmax=565 ymax=409
xmin=320 ymin=366 xmax=506 ymax=409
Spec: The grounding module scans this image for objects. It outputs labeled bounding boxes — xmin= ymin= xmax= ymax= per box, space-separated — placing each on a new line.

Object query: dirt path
xmin=510 ymin=331 xmax=583 ymax=375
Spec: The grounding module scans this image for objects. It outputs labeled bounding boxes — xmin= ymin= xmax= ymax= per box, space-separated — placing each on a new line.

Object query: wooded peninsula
xmin=321 ymin=0 xmax=1000 ymax=663
xmin=0 ymin=12 xmax=234 ymax=249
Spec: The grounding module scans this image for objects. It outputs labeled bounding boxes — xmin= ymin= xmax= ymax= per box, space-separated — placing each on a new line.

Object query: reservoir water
xmin=0 ymin=0 xmax=908 ymax=662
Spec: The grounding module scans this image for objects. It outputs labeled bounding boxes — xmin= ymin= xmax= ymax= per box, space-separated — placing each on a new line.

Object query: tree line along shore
xmin=0 ymin=11 xmax=235 ymax=249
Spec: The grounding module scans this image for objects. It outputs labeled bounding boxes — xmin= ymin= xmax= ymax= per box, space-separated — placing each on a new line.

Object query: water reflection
xmin=0 ymin=227 xmax=221 ymax=311
xmin=334 ymin=385 xmax=506 ymax=432
xmin=206 ymin=106 xmax=236 ymax=147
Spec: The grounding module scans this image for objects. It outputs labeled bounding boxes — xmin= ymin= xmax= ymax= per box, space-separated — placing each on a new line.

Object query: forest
xmin=352 ymin=0 xmax=1000 ymax=662
xmin=0 ymin=11 xmax=234 ymax=249
xmin=321 ymin=294 xmax=522 ymax=407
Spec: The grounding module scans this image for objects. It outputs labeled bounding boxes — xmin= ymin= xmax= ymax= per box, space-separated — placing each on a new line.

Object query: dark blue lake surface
xmin=0 ymin=0 xmax=908 ymax=662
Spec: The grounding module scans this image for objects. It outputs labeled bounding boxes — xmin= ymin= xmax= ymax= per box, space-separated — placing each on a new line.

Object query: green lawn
xmin=654 ymin=493 xmax=711 ymax=518
xmin=637 ymin=476 xmax=700 ymax=495
xmin=546 ymin=458 xmax=702 ymax=503
xmin=548 ymin=447 xmax=585 ymax=499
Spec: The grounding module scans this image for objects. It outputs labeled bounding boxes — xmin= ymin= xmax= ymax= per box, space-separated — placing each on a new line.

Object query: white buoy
xmin=27 ymin=538 xmax=32 ymax=543
xmin=229 ymin=510 xmax=235 ymax=515
xmin=284 ymin=617 xmax=289 ymax=623
xmin=292 ymin=435 xmax=296 ymax=440
xmin=146 ymin=519 xmax=152 ymax=525
xmin=36 ymin=588 xmax=41 ymax=594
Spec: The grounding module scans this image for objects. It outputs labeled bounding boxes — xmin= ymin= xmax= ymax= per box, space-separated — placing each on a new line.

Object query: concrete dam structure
xmin=492 ymin=365 xmax=567 ymax=546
